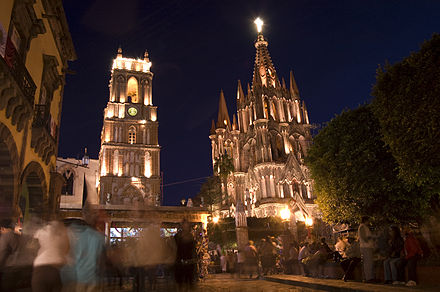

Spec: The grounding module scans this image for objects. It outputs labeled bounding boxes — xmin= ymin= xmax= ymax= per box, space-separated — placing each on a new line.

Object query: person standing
xmin=32 ymin=220 xmax=69 ymax=292
xmin=174 ymin=220 xmax=196 ymax=292
xmin=404 ymin=228 xmax=423 ymax=287
xmin=358 ymin=216 xmax=375 ymax=283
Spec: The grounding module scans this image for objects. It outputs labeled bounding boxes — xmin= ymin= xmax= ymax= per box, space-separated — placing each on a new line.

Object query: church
xmin=209 ymin=19 xmax=317 ymax=222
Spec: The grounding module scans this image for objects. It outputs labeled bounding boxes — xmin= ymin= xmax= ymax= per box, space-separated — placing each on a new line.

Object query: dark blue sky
xmin=59 ymin=0 xmax=440 ymax=205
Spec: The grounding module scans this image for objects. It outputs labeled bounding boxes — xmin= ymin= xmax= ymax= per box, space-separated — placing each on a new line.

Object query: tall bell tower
xmin=98 ymin=48 xmax=160 ymax=206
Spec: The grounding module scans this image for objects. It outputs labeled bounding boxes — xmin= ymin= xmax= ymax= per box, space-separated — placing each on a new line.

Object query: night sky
xmin=59 ymin=0 xmax=440 ymax=206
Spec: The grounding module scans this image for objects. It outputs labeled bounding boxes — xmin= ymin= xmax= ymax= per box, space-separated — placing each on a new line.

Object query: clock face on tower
xmin=128 ymin=107 xmax=138 ymax=116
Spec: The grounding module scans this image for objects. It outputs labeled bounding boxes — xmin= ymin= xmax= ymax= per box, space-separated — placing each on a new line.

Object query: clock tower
xmin=98 ymin=48 xmax=160 ymax=206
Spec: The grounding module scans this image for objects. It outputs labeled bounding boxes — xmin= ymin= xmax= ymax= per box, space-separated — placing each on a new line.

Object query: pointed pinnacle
xmin=290 ymin=70 xmax=300 ymax=98
xmin=210 ymin=120 xmax=216 ymax=135
xmin=282 ymin=77 xmax=287 ymax=89
xmin=232 ymin=114 xmax=238 ymax=131
xmin=237 ymin=80 xmax=245 ymax=100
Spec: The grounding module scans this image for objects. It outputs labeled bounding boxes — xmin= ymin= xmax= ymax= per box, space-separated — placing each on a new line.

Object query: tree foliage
xmin=306 ymin=106 xmax=430 ymax=225
xmin=214 ymin=154 xmax=234 ymax=179
xmin=195 ymin=176 xmax=222 ymax=211
xmin=371 ymin=34 xmax=440 ymax=197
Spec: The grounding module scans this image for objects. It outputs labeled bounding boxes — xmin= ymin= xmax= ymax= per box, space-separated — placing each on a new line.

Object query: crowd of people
xmin=0 ymin=212 xmax=427 ymax=291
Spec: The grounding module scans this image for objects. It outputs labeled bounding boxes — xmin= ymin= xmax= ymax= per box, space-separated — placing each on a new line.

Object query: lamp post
xmin=305 ymin=216 xmax=313 ymax=240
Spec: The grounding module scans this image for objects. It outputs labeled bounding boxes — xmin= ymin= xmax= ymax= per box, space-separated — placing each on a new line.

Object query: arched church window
xmin=127 ymin=77 xmax=139 ymax=103
xmin=128 ymin=126 xmax=136 ymax=144
xmin=61 ymin=169 xmax=74 ymax=196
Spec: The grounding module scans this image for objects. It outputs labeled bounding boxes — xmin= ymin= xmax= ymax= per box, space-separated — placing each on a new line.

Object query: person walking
xmin=383 ymin=226 xmax=404 ymax=285
xmin=358 ymin=216 xmax=375 ymax=283
xmin=32 ymin=220 xmax=69 ymax=292
xmin=404 ymin=228 xmax=423 ymax=287
xmin=244 ymin=241 xmax=258 ymax=279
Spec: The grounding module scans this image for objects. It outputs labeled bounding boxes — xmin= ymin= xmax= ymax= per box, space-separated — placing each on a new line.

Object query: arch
xmin=60 ymin=167 xmax=75 ymax=196
xmin=127 ymin=76 xmax=139 ymax=103
xmin=20 ymin=161 xmax=47 ymax=219
xmin=128 ymin=126 xmax=136 ymax=144
xmin=117 ymin=183 xmax=145 ymax=205
xmin=0 ymin=123 xmax=20 ymax=216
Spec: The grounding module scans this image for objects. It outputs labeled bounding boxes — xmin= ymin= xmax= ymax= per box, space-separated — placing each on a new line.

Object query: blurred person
xmin=220 ymin=249 xmax=226 ymax=273
xmin=0 ymin=218 xmax=19 ymax=292
xmin=244 ymin=240 xmax=258 ymax=279
xmin=358 ymin=216 xmax=375 ymax=283
xmin=285 ymin=242 xmax=298 ymax=275
xmin=226 ymin=250 xmax=236 ymax=274
xmin=174 ymin=219 xmax=196 ymax=292
xmin=135 ymin=224 xmax=164 ymax=291
xmin=340 ymin=237 xmax=361 ymax=282
xmin=236 ymin=247 xmax=245 ymax=278
xmin=61 ymin=212 xmax=106 ymax=292
xmin=383 ymin=226 xmax=404 ymax=285
xmin=404 ymin=228 xmax=423 ymax=287
xmin=335 ymin=236 xmax=348 ymax=258
xmin=298 ymin=242 xmax=310 ymax=277
xmin=32 ymin=220 xmax=69 ymax=292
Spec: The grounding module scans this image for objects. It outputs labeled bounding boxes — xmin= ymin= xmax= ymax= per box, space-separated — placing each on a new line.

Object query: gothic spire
xmin=290 ymin=70 xmax=300 ymax=99
xmin=216 ymin=89 xmax=231 ymax=129
xmin=251 ymin=25 xmax=279 ymax=90
xmin=210 ymin=119 xmax=216 ymax=135
xmin=232 ymin=114 xmax=239 ymax=131
xmin=237 ymin=80 xmax=245 ymax=108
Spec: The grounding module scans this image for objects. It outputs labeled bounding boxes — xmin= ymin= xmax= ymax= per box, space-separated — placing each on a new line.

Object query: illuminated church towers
xmin=98 ymin=48 xmax=160 ymax=206
xmin=210 ymin=19 xmax=315 ymax=219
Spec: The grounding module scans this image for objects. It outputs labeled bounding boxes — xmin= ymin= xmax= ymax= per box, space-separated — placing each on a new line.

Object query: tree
xmin=195 ymin=176 xmax=222 ymax=211
xmin=213 ymin=153 xmax=234 ymax=204
xmin=371 ymin=34 xmax=440 ymax=198
xmin=306 ymin=105 xmax=430 ymax=225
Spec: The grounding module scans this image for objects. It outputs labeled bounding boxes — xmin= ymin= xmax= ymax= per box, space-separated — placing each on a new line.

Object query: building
xmin=56 ymin=50 xmax=208 ymax=242
xmin=0 ymin=0 xmax=75 ymax=222
xmin=209 ymin=22 xmax=316 ymax=221
xmin=98 ymin=48 xmax=160 ymax=206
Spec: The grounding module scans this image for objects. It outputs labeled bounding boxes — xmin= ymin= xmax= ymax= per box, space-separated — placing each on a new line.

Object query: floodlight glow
xmin=280 ymin=207 xmax=291 ymax=221
xmin=254 ymin=18 xmax=263 ymax=33
xmin=305 ymin=217 xmax=313 ymax=227
xmin=212 ymin=216 xmax=220 ymax=224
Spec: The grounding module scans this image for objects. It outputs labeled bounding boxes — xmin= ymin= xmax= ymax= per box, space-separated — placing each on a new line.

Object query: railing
xmin=33 ymin=104 xmax=57 ymax=142
xmin=2 ymin=40 xmax=36 ymax=104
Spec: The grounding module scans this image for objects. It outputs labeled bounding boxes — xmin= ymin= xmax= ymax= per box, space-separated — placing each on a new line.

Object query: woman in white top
xmin=32 ymin=220 xmax=69 ymax=292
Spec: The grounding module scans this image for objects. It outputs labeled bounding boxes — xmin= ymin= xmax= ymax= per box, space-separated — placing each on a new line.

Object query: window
xmin=61 ymin=169 xmax=74 ymax=195
xmin=128 ymin=126 xmax=136 ymax=144
xmin=127 ymin=77 xmax=138 ymax=103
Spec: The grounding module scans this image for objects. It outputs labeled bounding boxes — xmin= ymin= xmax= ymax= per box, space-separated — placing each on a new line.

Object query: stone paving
xmin=105 ymin=273 xmax=438 ymax=291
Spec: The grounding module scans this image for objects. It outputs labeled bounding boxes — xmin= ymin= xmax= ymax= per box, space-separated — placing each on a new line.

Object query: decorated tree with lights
xmin=371 ymin=34 xmax=440 ymax=208
xmin=306 ymin=105 xmax=430 ymax=224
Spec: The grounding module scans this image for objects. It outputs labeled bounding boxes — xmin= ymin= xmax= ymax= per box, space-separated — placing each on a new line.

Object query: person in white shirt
xmin=32 ymin=220 xmax=69 ymax=292
xmin=358 ymin=216 xmax=375 ymax=282
xmin=298 ymin=242 xmax=311 ymax=276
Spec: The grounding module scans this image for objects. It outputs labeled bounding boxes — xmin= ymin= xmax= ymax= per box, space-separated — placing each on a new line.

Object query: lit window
xmin=128 ymin=127 xmax=136 ymax=144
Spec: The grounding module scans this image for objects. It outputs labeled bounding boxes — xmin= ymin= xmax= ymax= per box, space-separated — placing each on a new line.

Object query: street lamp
xmin=280 ymin=207 xmax=291 ymax=221
xmin=305 ymin=217 xmax=313 ymax=227
xmin=212 ymin=216 xmax=220 ymax=224
xmin=305 ymin=216 xmax=313 ymax=240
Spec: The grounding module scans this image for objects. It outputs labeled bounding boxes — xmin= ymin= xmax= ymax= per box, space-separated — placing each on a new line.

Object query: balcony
xmin=0 ymin=47 xmax=36 ymax=132
xmin=31 ymin=105 xmax=58 ymax=164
